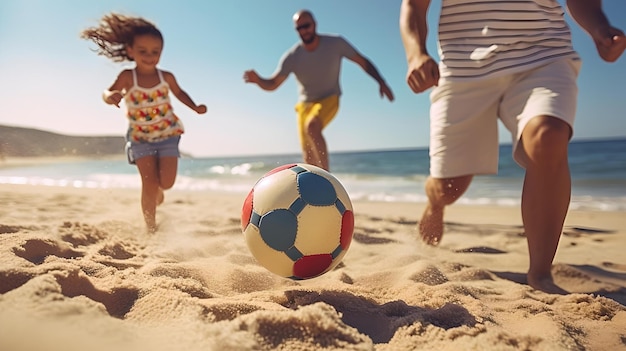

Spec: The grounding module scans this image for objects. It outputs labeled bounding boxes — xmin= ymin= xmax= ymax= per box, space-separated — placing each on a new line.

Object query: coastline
xmin=0 ymin=155 xmax=126 ymax=169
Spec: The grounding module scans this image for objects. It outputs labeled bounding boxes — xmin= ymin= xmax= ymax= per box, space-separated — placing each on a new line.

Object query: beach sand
xmin=0 ymin=183 xmax=624 ymax=351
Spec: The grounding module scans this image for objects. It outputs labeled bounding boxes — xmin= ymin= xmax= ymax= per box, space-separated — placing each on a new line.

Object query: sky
xmin=0 ymin=0 xmax=624 ymax=157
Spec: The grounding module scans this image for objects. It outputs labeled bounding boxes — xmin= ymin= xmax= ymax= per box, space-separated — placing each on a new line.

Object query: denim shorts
xmin=126 ymin=136 xmax=181 ymax=165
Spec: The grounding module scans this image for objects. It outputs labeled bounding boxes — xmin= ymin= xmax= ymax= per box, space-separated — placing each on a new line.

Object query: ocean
xmin=1 ymin=138 xmax=625 ymax=212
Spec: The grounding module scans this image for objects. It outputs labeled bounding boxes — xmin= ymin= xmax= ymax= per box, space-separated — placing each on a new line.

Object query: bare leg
xmin=135 ymin=156 xmax=178 ymax=233
xmin=135 ymin=156 xmax=161 ymax=233
xmin=420 ymin=175 xmax=473 ymax=245
xmin=157 ymin=156 xmax=178 ymax=190
xmin=303 ymin=117 xmax=330 ymax=171
xmin=518 ymin=116 xmax=571 ymax=294
xmin=157 ymin=187 xmax=165 ymax=206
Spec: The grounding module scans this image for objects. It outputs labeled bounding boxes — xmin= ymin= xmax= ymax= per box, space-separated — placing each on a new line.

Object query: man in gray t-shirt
xmin=244 ymin=9 xmax=394 ymax=171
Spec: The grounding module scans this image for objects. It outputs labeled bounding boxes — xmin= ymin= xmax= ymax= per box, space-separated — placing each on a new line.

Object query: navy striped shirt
xmin=438 ymin=0 xmax=580 ymax=80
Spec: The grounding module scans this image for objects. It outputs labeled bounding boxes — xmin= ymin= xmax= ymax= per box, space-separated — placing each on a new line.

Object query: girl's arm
xmin=103 ymin=70 xmax=132 ymax=108
xmin=162 ymin=71 xmax=207 ymax=114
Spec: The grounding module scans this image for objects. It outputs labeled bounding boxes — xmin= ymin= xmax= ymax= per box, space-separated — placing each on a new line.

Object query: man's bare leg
xmin=519 ymin=116 xmax=571 ymax=294
xmin=303 ymin=117 xmax=329 ymax=171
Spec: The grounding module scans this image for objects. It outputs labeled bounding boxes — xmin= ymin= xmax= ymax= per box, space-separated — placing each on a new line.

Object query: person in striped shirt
xmin=400 ymin=0 xmax=624 ymax=294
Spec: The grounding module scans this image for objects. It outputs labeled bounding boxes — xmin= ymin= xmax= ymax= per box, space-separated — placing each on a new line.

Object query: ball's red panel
xmin=293 ymin=254 xmax=333 ymax=279
xmin=340 ymin=210 xmax=354 ymax=249
xmin=241 ymin=189 xmax=254 ymax=231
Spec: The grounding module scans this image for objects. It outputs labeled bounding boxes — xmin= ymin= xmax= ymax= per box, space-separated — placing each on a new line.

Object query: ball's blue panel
xmin=297 ymin=172 xmax=337 ymax=206
xmin=335 ymin=199 xmax=346 ymax=215
xmin=289 ymin=165 xmax=308 ymax=174
xmin=250 ymin=211 xmax=261 ymax=227
xmin=285 ymin=246 xmax=303 ymax=262
xmin=331 ymin=244 xmax=343 ymax=259
xmin=289 ymin=197 xmax=306 ymax=215
xmin=259 ymin=209 xmax=298 ymax=251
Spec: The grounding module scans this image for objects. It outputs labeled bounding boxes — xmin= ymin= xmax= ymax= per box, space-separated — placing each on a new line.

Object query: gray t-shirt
xmin=276 ymin=34 xmax=359 ymax=102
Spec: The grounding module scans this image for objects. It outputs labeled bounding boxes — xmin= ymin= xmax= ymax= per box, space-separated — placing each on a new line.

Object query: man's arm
xmin=347 ymin=53 xmax=394 ymax=101
xmin=243 ymin=70 xmax=288 ymax=91
xmin=400 ymin=0 xmax=439 ymax=93
xmin=566 ymin=0 xmax=625 ymax=62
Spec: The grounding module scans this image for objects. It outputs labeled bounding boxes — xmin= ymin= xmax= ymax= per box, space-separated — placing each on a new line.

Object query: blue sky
xmin=0 ymin=0 xmax=624 ymax=157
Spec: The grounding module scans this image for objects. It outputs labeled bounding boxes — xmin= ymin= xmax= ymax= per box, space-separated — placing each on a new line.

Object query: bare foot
xmin=527 ymin=273 xmax=569 ymax=295
xmin=144 ymin=212 xmax=158 ymax=234
xmin=418 ymin=204 xmax=444 ymax=246
xmin=146 ymin=222 xmax=158 ymax=234
xmin=157 ymin=188 xmax=165 ymax=206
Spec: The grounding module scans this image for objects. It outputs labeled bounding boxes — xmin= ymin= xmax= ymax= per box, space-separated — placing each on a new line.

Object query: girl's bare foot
xmin=144 ymin=210 xmax=158 ymax=234
xmin=527 ymin=272 xmax=568 ymax=295
xmin=419 ymin=204 xmax=444 ymax=245
xmin=146 ymin=223 xmax=158 ymax=234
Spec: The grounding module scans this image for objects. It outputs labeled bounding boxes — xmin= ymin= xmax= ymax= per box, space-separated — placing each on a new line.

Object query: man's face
xmin=294 ymin=16 xmax=316 ymax=44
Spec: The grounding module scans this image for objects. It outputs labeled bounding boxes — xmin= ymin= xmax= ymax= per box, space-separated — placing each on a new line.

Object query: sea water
xmin=1 ymin=138 xmax=624 ymax=212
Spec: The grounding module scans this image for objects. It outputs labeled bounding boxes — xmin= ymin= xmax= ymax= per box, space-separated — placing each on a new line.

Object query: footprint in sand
xmin=58 ymin=221 xmax=108 ymax=247
xmin=455 ymin=246 xmax=507 ymax=254
xmin=200 ymin=302 xmax=263 ymax=322
xmin=98 ymin=242 xmax=136 ymax=260
xmin=563 ymin=226 xmax=615 ymax=238
xmin=352 ymin=231 xmax=396 ymax=245
xmin=0 ymin=224 xmax=40 ymax=234
xmin=602 ymin=261 xmax=626 ymax=272
xmin=280 ymin=289 xmax=477 ymax=344
xmin=12 ymin=238 xmax=84 ymax=265
xmin=0 ymin=224 xmax=22 ymax=234
xmin=408 ymin=264 xmax=449 ymax=285
xmin=54 ymin=270 xmax=139 ymax=318
xmin=0 ymin=270 xmax=36 ymax=294
xmin=352 ymin=225 xmax=397 ymax=245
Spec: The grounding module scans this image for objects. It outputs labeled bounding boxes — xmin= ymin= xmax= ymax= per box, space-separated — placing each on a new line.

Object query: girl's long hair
xmin=81 ymin=13 xmax=163 ymax=62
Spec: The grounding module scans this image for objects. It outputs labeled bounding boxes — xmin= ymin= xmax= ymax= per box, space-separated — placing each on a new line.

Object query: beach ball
xmin=241 ymin=163 xmax=354 ymax=280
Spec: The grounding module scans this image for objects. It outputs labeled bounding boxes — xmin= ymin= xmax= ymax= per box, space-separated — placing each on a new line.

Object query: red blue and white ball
xmin=241 ymin=163 xmax=354 ymax=280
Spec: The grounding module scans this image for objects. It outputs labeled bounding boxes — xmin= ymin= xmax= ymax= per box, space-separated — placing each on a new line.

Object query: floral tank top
xmin=124 ymin=69 xmax=184 ymax=142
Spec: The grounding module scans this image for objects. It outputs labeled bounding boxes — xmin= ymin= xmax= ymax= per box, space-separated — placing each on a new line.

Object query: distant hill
xmin=0 ymin=125 xmax=125 ymax=157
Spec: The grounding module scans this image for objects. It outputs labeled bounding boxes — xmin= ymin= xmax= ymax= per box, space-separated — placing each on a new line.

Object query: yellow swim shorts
xmin=295 ymin=95 xmax=339 ymax=149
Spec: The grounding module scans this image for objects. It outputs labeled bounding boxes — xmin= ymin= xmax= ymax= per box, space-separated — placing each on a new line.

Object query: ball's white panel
xmin=326 ymin=256 xmax=345 ymax=273
xmin=244 ymin=225 xmax=294 ymax=277
xmin=326 ymin=175 xmax=353 ymax=212
xmin=295 ymin=206 xmax=341 ymax=254
xmin=253 ymin=170 xmax=299 ymax=214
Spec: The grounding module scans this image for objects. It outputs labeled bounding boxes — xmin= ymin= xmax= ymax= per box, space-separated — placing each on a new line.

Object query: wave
xmin=2 ymin=173 xmax=624 ymax=212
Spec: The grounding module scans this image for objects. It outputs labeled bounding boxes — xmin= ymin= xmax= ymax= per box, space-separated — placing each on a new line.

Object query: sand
xmin=0 ymin=184 xmax=624 ymax=351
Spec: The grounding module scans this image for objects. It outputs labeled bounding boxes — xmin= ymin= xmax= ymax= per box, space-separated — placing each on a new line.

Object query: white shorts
xmin=429 ymin=58 xmax=581 ymax=178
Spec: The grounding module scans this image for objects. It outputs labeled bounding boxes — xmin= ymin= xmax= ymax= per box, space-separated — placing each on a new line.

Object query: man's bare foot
xmin=527 ymin=273 xmax=568 ymax=295
xmin=157 ymin=188 xmax=164 ymax=206
xmin=418 ymin=204 xmax=444 ymax=245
